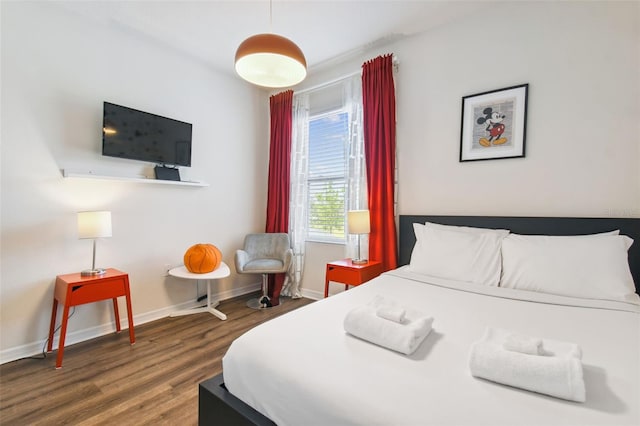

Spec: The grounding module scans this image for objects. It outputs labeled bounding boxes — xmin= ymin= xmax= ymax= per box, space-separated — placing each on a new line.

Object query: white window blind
xmin=307 ymin=111 xmax=348 ymax=242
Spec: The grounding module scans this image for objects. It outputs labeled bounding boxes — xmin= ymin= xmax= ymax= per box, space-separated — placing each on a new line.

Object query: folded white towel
xmin=503 ymin=333 xmax=545 ymax=355
xmin=469 ymin=327 xmax=585 ymax=402
xmin=344 ymin=297 xmax=433 ymax=355
xmin=376 ymin=305 xmax=406 ymax=323
xmin=369 ymin=295 xmax=415 ymax=323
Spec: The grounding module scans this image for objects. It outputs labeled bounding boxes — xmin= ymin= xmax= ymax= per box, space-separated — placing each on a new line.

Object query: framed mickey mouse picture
xmin=459 ymin=84 xmax=528 ymax=162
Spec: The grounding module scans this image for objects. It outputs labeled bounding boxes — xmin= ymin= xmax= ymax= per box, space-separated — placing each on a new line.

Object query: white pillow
xmin=424 ymin=221 xmax=510 ymax=238
xmin=410 ymin=223 xmax=506 ymax=286
xmin=500 ymin=233 xmax=635 ymax=302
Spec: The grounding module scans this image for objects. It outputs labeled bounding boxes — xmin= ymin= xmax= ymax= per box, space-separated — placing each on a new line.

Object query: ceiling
xmin=55 ymin=1 xmax=493 ymax=77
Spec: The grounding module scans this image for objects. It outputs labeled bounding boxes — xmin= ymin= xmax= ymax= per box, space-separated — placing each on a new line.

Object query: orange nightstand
xmin=47 ymin=268 xmax=135 ymax=368
xmin=324 ymin=259 xmax=384 ymax=298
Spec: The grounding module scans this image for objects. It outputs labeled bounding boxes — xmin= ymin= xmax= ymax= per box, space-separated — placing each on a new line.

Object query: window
xmin=307 ymin=111 xmax=349 ymax=242
xmin=291 ymin=75 xmax=365 ymax=244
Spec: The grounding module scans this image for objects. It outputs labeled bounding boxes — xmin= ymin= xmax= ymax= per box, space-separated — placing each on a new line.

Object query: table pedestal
xmin=168 ymin=262 xmax=231 ymax=320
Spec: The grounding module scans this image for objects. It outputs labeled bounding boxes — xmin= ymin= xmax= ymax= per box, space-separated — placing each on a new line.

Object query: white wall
xmin=298 ymin=1 xmax=640 ymax=296
xmin=0 ymin=2 xmax=268 ymax=362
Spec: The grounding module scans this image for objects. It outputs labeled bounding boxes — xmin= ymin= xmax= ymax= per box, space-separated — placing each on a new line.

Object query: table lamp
xmin=78 ymin=211 xmax=112 ymax=276
xmin=348 ymin=210 xmax=370 ymax=265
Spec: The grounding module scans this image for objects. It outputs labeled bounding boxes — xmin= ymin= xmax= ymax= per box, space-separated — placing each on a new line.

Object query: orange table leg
xmin=124 ymin=278 xmax=135 ymax=345
xmin=324 ymin=266 xmax=329 ymax=299
xmin=47 ymin=299 xmax=58 ymax=353
xmin=55 ymin=304 xmax=70 ymax=369
xmin=112 ymin=298 xmax=121 ymax=332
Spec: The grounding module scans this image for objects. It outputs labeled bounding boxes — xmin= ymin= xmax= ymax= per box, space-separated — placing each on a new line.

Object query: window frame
xmin=305 ymin=107 xmax=350 ymax=244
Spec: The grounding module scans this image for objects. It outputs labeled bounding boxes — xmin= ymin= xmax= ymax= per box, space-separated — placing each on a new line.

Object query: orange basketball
xmin=184 ymin=244 xmax=222 ymax=273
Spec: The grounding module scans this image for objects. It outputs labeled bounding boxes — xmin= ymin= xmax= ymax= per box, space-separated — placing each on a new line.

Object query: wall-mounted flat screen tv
xmin=102 ymin=102 xmax=192 ymax=167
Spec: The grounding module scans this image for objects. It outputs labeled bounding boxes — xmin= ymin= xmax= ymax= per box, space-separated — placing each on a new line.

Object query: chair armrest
xmin=235 ymin=250 xmax=249 ymax=273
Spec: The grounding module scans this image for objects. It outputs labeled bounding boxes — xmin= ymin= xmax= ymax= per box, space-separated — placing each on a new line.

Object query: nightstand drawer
xmin=327 ymin=266 xmax=364 ymax=285
xmin=69 ymin=279 xmax=126 ymax=305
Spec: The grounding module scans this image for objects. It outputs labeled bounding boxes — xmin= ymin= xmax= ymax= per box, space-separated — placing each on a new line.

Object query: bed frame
xmin=199 ymin=373 xmax=275 ymax=426
xmin=199 ymin=215 xmax=640 ymax=425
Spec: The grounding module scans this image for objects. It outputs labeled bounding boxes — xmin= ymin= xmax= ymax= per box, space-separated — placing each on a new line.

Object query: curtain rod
xmin=294 ymin=55 xmax=399 ymax=96
xmin=293 ymin=69 xmax=361 ymax=95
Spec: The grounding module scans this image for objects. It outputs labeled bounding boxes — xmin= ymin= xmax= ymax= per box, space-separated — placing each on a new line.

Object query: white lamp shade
xmin=348 ymin=210 xmax=370 ymax=235
xmin=77 ymin=211 xmax=112 ymax=239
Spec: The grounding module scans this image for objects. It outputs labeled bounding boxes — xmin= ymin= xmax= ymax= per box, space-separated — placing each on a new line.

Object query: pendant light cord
xmin=269 ymin=0 xmax=273 ymax=33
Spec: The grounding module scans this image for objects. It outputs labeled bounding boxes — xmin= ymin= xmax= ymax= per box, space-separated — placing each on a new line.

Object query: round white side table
xmin=168 ymin=262 xmax=231 ymax=320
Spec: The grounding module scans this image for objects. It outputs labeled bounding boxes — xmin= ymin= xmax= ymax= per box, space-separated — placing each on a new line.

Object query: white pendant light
xmin=235 ymin=1 xmax=307 ymax=88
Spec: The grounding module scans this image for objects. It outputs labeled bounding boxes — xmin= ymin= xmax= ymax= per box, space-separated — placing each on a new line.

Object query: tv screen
xmin=102 ymin=102 xmax=192 ymax=167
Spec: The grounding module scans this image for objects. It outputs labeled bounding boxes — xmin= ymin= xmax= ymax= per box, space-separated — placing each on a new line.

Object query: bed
xmin=199 ymin=215 xmax=640 ymax=426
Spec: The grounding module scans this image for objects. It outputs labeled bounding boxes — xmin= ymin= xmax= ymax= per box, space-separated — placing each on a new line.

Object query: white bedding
xmin=223 ymin=268 xmax=640 ymax=426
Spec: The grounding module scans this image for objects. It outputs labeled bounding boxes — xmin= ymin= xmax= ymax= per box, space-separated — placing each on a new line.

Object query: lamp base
xmin=351 ymin=258 xmax=368 ymax=265
xmin=81 ymin=268 xmax=107 ymax=277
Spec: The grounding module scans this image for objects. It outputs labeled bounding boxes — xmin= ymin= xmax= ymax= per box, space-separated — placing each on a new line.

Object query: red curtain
xmin=362 ymin=54 xmax=398 ymax=271
xmin=265 ymin=90 xmax=293 ymax=305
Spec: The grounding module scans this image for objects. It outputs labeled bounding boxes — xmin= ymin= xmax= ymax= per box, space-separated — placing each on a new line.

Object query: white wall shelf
xmin=61 ymin=169 xmax=209 ymax=187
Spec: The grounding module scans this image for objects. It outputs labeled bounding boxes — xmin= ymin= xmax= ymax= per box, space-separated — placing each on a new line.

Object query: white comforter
xmin=223 ymin=268 xmax=640 ymax=426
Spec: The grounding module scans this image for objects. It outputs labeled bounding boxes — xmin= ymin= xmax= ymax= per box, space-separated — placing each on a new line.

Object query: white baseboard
xmin=0 ymin=283 xmax=260 ymax=365
xmin=300 ymin=287 xmax=323 ymax=300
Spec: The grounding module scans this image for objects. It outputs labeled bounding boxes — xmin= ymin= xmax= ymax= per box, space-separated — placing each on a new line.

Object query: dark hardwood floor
xmin=0 ymin=293 xmax=314 ymax=425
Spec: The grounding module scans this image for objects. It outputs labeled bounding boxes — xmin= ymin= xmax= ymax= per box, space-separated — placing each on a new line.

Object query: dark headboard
xmin=399 ymin=215 xmax=640 ymax=294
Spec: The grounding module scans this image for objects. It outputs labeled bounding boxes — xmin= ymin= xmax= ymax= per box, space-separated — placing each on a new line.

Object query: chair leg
xmin=246 ymin=274 xmax=273 ymax=309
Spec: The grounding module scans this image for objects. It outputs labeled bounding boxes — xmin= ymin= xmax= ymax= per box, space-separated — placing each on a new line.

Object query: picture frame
xmin=459 ymin=83 xmax=528 ymax=162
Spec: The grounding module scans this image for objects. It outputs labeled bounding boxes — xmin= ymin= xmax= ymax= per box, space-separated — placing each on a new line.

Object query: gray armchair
xmin=235 ymin=233 xmax=293 ymax=309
